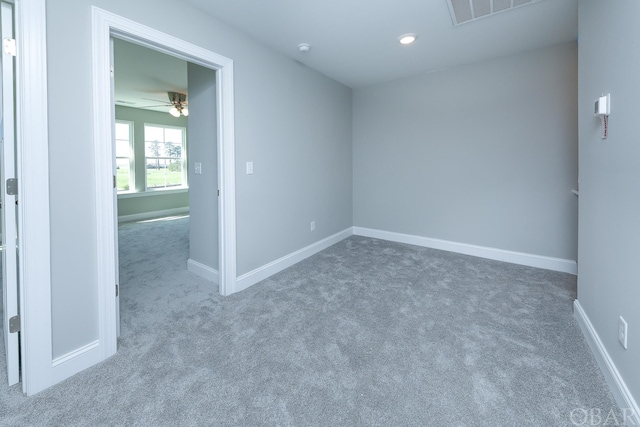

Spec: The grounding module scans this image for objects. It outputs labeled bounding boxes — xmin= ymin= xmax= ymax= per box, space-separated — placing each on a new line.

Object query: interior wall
xmin=187 ymin=63 xmax=218 ymax=270
xmin=46 ymin=0 xmax=352 ymax=358
xmin=115 ymin=105 xmax=189 ymax=219
xmin=577 ymin=0 xmax=640 ymax=407
xmin=353 ymin=42 xmax=578 ymax=261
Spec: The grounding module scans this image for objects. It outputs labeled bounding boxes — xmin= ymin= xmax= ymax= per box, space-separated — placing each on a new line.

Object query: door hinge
xmin=6 ymin=178 xmax=17 ymax=195
xmin=113 ymin=175 xmax=116 ymax=189
xmin=9 ymin=315 xmax=20 ymax=333
xmin=116 ymin=284 xmax=119 ymax=297
xmin=217 ymin=189 xmax=220 ymax=197
xmin=3 ymin=38 xmax=16 ymax=57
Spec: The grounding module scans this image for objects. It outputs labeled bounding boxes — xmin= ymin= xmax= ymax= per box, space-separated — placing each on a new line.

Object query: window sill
xmin=117 ymin=188 xmax=188 ymax=199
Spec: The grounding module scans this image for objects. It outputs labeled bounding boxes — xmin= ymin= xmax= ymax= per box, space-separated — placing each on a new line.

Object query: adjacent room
xmin=113 ymin=37 xmax=191 ymax=224
xmin=1 ymin=0 xmax=638 ymax=425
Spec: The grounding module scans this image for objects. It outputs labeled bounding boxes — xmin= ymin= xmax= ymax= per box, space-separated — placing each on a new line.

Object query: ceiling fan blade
xmin=139 ymin=104 xmax=170 ymax=109
xmin=141 ymin=97 xmax=170 ymax=104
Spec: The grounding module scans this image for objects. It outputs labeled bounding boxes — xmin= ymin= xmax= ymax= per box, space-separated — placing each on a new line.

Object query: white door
xmin=1 ymin=0 xmax=19 ymax=386
xmin=110 ymin=37 xmax=120 ymax=337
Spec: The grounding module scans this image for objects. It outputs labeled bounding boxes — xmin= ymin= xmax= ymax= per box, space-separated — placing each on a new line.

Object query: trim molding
xmin=118 ymin=207 xmax=189 ymax=223
xmin=51 ymin=341 xmax=103 ymax=384
xmin=187 ymin=259 xmax=219 ymax=284
xmin=2 ymin=2 xmax=19 ymax=386
xmin=236 ymin=228 xmax=352 ymax=293
xmin=117 ymin=188 xmax=188 ymax=199
xmin=574 ymin=301 xmax=640 ymax=425
xmin=353 ymin=227 xmax=577 ymax=275
xmin=16 ymin=0 xmax=54 ymax=395
xmin=92 ymin=5 xmax=119 ymax=371
xmin=52 ymin=340 xmax=100 ymax=367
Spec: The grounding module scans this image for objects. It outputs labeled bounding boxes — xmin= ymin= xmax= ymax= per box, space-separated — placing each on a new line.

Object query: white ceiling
xmin=182 ymin=0 xmax=578 ymax=88
xmin=113 ymin=0 xmax=578 ymax=111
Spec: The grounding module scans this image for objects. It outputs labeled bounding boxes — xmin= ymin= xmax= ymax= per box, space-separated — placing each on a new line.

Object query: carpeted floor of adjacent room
xmin=0 ymin=216 xmax=620 ymax=426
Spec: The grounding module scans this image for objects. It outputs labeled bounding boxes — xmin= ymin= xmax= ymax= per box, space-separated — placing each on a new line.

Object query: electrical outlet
xmin=310 ymin=221 xmax=315 ymax=231
xmin=619 ymin=316 xmax=628 ymax=349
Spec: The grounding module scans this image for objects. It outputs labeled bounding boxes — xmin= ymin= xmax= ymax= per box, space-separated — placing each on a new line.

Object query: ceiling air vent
xmin=446 ymin=0 xmax=545 ymax=26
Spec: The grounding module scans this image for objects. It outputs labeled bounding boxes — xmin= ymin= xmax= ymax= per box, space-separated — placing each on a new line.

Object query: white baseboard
xmin=51 ymin=340 xmax=103 ymax=384
xmin=118 ymin=207 xmax=189 ymax=223
xmin=574 ymin=300 xmax=640 ymax=425
xmin=352 ymin=227 xmax=577 ymax=275
xmin=235 ymin=228 xmax=352 ymax=293
xmin=187 ymin=259 xmax=219 ymax=285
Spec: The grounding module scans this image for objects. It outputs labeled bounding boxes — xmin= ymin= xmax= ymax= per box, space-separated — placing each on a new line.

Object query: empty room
xmin=1 ymin=0 xmax=638 ymax=426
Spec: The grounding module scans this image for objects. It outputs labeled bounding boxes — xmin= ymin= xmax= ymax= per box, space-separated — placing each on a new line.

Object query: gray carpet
xmin=0 ymin=216 xmax=620 ymax=426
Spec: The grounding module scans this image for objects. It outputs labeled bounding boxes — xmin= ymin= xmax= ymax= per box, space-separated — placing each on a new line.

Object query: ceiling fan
xmin=141 ymin=91 xmax=189 ymax=117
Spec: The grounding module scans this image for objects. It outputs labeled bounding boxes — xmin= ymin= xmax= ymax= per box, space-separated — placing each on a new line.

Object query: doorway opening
xmin=92 ymin=7 xmax=237 ymax=360
xmin=112 ymin=38 xmax=221 ymax=338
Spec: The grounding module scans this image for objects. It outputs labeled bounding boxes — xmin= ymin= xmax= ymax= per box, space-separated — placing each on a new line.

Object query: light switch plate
xmin=246 ymin=161 xmax=254 ymax=175
xmin=619 ymin=316 xmax=628 ymax=349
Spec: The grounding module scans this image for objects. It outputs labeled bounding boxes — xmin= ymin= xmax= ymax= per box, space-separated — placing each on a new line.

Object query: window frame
xmin=143 ymin=123 xmax=188 ymax=192
xmin=115 ymin=120 xmax=135 ymax=193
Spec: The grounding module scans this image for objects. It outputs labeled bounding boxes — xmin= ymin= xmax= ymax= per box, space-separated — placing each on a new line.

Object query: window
xmin=115 ymin=121 xmax=134 ymax=192
xmin=144 ymin=124 xmax=187 ymax=190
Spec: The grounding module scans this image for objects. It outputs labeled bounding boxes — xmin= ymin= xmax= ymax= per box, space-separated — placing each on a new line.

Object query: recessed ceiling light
xmin=399 ymin=33 xmax=418 ymax=45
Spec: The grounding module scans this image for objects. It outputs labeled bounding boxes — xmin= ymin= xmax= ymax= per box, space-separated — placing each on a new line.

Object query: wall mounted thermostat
xmin=594 ymin=94 xmax=610 ymax=116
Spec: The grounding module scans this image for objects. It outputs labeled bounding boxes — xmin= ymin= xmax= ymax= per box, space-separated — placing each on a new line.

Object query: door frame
xmin=2 ymin=0 xmax=19 ymax=386
xmin=91 ymin=7 xmax=238 ymax=359
xmin=14 ymin=0 xmax=53 ymax=395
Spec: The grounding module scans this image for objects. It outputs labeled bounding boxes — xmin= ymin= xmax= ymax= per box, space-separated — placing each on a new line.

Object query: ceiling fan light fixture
xmin=399 ymin=33 xmax=418 ymax=45
xmin=168 ymin=91 xmax=186 ymax=104
xmin=169 ymin=106 xmax=181 ymax=117
xmin=166 ymin=91 xmax=188 ymax=117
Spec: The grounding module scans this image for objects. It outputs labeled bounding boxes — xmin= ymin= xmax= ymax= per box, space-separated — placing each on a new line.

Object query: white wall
xmin=353 ymin=43 xmax=578 ymax=262
xmin=47 ymin=0 xmax=352 ymax=358
xmin=577 ymin=0 xmax=640 ymax=411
